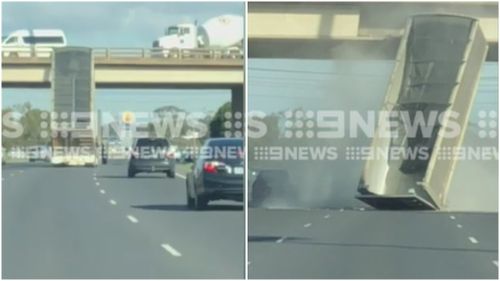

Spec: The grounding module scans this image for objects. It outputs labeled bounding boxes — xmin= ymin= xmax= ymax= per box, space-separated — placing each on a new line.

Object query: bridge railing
xmin=2 ymin=47 xmax=244 ymax=60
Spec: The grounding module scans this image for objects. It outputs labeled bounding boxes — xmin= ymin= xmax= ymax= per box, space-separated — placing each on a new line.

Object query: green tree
xmin=209 ymin=102 xmax=231 ymax=138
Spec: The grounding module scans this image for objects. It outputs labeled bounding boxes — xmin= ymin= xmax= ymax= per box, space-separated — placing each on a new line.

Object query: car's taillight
xmin=131 ymin=151 xmax=139 ymax=159
xmin=165 ymin=151 xmax=175 ymax=159
xmin=203 ymin=161 xmax=225 ymax=174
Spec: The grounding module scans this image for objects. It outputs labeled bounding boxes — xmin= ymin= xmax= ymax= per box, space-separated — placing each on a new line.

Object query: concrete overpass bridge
xmin=248 ymin=2 xmax=498 ymax=61
xmin=2 ymin=48 xmax=244 ymax=115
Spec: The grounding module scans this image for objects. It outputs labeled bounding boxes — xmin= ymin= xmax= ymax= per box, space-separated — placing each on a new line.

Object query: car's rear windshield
xmin=201 ymin=139 xmax=244 ymax=161
xmin=135 ymin=139 xmax=169 ymax=148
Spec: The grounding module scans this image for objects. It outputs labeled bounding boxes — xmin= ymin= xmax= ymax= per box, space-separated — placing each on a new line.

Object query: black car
xmin=127 ymin=138 xmax=176 ymax=178
xmin=186 ymin=138 xmax=244 ymax=210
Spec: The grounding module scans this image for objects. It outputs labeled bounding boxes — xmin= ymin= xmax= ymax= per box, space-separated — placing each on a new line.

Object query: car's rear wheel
xmin=167 ymin=169 xmax=175 ymax=178
xmin=127 ymin=168 xmax=136 ymax=178
xmin=186 ymin=190 xmax=195 ymax=209
xmin=194 ymin=194 xmax=208 ymax=210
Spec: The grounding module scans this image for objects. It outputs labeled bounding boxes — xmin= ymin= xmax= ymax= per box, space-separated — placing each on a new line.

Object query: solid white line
xmin=100 ymin=189 xmax=106 ymax=194
xmin=127 ymin=215 xmax=139 ymax=224
xmin=450 ymin=215 xmax=456 ymax=220
xmin=468 ymin=236 xmax=479 ymax=244
xmin=109 ymin=199 xmax=117 ymax=205
xmin=161 ymin=244 xmax=182 ymax=257
xmin=276 ymin=236 xmax=287 ymax=243
xmin=175 ymin=173 xmax=186 ymax=180
xmin=493 ymin=260 xmax=498 ymax=267
xmin=456 ymin=224 xmax=463 ymax=229
xmin=304 ymin=223 xmax=312 ymax=228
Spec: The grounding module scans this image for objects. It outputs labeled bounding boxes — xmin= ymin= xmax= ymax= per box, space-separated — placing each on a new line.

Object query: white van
xmin=2 ymin=29 xmax=67 ymax=58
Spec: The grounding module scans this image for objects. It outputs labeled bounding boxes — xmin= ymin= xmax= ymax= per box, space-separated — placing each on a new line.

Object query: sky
xmin=2 ymin=2 xmax=244 ymax=48
xmin=2 ymin=2 xmax=244 ymax=116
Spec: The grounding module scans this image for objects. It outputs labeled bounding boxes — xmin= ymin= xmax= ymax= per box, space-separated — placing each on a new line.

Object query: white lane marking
xmin=93 ymin=177 xmax=97 ymax=181
xmin=276 ymin=236 xmax=287 ymax=243
xmin=109 ymin=199 xmax=117 ymax=205
xmin=359 ymin=207 xmax=365 ymax=211
xmin=468 ymin=236 xmax=479 ymax=244
xmin=127 ymin=215 xmax=139 ymax=224
xmin=450 ymin=215 xmax=456 ymax=220
xmin=493 ymin=260 xmax=498 ymax=267
xmin=175 ymin=173 xmax=186 ymax=180
xmin=456 ymin=224 xmax=463 ymax=229
xmin=340 ymin=208 xmax=344 ymax=212
xmin=304 ymin=223 xmax=312 ymax=228
xmin=95 ymin=182 xmax=100 ymax=186
xmin=99 ymin=189 xmax=106 ymax=194
xmin=161 ymin=244 xmax=182 ymax=257
xmin=324 ymin=214 xmax=330 ymax=219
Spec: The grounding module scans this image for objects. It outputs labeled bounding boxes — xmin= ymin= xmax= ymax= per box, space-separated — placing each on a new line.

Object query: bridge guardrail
xmin=2 ymin=47 xmax=244 ymax=60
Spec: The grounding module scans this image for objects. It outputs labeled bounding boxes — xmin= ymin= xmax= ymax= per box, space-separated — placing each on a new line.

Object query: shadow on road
xmin=284 ymin=240 xmax=497 ymax=253
xmin=248 ymin=235 xmax=309 ymax=243
xmin=98 ymin=175 xmax=168 ymax=179
xmin=131 ymin=204 xmax=243 ymax=212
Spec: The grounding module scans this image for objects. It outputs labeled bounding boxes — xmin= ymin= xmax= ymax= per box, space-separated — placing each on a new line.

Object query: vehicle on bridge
xmin=127 ymin=138 xmax=176 ymax=178
xmin=186 ymin=138 xmax=244 ymax=210
xmin=152 ymin=15 xmax=243 ymax=58
xmin=2 ymin=29 xmax=67 ymax=58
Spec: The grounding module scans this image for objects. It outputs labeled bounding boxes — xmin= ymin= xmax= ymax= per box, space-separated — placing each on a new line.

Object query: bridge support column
xmin=231 ymin=86 xmax=245 ymax=137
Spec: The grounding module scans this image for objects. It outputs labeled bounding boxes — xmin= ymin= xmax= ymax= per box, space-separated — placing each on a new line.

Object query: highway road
xmin=248 ymin=207 xmax=498 ymax=279
xmin=2 ymin=161 xmax=244 ymax=278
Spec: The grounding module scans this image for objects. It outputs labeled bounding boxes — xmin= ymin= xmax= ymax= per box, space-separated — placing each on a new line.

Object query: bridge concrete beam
xmin=2 ymin=58 xmax=244 ymax=89
xmin=248 ymin=2 xmax=498 ymax=60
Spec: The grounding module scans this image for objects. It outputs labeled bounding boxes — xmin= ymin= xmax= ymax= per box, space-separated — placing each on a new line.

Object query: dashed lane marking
xmin=450 ymin=215 xmax=456 ymax=220
xmin=276 ymin=236 xmax=287 ymax=243
xmin=100 ymin=189 xmax=106 ymax=194
xmin=324 ymin=214 xmax=330 ymax=219
xmin=95 ymin=182 xmax=100 ymax=186
xmin=456 ymin=224 xmax=463 ymax=229
xmin=161 ymin=244 xmax=182 ymax=257
xmin=304 ymin=223 xmax=312 ymax=228
xmin=175 ymin=173 xmax=186 ymax=180
xmin=468 ymin=236 xmax=478 ymax=244
xmin=109 ymin=199 xmax=117 ymax=205
xmin=493 ymin=260 xmax=498 ymax=267
xmin=127 ymin=215 xmax=139 ymax=224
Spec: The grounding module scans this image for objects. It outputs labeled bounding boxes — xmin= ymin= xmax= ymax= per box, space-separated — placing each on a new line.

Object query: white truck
xmin=152 ymin=15 xmax=244 ymax=58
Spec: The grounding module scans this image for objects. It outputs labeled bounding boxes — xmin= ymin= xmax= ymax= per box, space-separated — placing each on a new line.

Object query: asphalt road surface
xmin=249 ymin=207 xmax=498 ymax=279
xmin=2 ymin=161 xmax=244 ymax=278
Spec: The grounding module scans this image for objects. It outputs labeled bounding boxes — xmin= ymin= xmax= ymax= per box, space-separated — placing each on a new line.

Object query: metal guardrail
xmin=2 ymin=47 xmax=244 ymax=60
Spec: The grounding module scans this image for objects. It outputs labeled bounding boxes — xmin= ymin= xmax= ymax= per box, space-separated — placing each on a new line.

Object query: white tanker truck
xmin=152 ymin=15 xmax=243 ymax=58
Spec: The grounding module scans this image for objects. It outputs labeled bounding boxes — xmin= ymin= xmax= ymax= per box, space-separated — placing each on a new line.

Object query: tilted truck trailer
xmin=50 ymin=47 xmax=99 ymax=166
xmin=357 ymin=14 xmax=488 ymax=210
